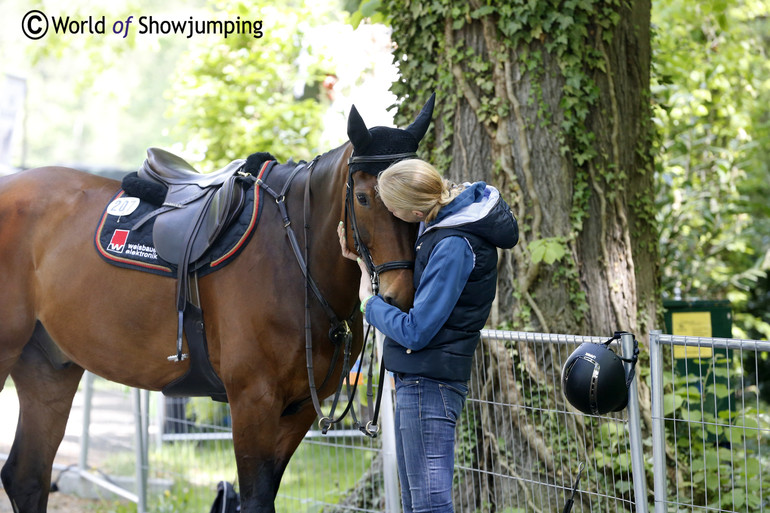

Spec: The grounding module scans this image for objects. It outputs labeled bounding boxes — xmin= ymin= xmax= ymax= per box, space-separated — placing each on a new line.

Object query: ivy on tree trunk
xmin=384 ymin=0 xmax=658 ymax=338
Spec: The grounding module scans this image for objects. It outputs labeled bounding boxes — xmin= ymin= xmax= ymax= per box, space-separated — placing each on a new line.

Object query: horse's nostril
xmin=383 ymin=295 xmax=409 ymax=312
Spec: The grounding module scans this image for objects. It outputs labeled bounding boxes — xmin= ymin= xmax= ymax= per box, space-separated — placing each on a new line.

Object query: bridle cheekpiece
xmin=344 ymin=152 xmax=417 ymax=294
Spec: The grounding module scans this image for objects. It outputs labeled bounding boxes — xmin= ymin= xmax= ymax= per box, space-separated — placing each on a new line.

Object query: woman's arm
xmin=365 ymin=236 xmax=474 ymax=350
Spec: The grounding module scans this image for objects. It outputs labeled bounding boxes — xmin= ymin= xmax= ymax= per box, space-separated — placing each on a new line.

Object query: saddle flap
xmin=205 ymin=176 xmax=247 ymax=245
xmin=153 ymin=178 xmax=247 ymax=265
xmin=153 ymin=192 xmax=214 ymax=264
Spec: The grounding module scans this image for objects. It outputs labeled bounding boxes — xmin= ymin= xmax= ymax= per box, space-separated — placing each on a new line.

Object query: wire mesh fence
xmin=3 ymin=328 xmax=769 ymax=513
xmin=650 ymin=332 xmax=770 ymax=513
xmin=454 ymin=330 xmax=643 ymax=513
xmin=146 ymin=327 xmax=391 ymax=513
xmin=145 ymin=389 xmax=386 ymax=512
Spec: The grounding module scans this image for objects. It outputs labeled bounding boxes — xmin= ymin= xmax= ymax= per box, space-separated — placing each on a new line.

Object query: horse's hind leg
xmin=1 ymin=334 xmax=84 ymax=513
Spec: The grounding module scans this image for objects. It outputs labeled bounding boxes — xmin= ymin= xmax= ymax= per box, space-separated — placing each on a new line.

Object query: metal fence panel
xmin=148 ymin=326 xmax=391 ymax=513
xmin=650 ymin=332 xmax=770 ymax=513
xmin=453 ymin=330 xmax=645 ymax=513
xmin=145 ymin=330 xmax=647 ymax=513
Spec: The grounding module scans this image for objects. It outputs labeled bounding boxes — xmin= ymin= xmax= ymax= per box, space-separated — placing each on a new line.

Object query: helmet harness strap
xmin=603 ymin=331 xmax=640 ymax=387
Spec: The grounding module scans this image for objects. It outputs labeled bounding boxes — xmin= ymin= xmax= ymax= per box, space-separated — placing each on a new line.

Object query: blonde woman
xmin=339 ymin=158 xmax=518 ymax=513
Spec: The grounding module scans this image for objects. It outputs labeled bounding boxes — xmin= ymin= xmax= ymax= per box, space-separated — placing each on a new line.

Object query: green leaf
xmin=528 ymin=238 xmax=567 ymax=265
xmin=471 ymin=5 xmax=496 ymax=19
xmin=663 ymin=394 xmax=684 ymax=416
xmin=712 ymin=383 xmax=731 ymax=399
xmin=616 ymin=453 xmax=631 ymax=471
xmin=592 ymin=449 xmax=610 ymax=467
xmin=599 ymin=421 xmax=625 ymax=441
xmin=683 ymin=408 xmax=701 ymax=422
xmin=360 ymin=0 xmax=382 ymax=18
xmin=724 ymin=488 xmax=745 ymax=509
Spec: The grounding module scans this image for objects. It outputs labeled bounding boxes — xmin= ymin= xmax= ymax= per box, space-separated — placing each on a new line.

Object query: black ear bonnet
xmin=346 ymin=93 xmax=435 ymax=175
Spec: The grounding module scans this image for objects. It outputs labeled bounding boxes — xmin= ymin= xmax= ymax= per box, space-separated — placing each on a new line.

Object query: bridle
xmin=344 ymin=151 xmax=417 ymax=293
xmin=256 ymin=149 xmax=417 ymax=438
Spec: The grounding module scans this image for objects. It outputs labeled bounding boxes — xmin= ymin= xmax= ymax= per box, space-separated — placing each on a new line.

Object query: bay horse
xmin=0 ymin=94 xmax=434 ymax=513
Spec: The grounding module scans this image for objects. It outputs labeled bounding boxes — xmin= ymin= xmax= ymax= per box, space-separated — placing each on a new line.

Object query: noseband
xmin=345 ymin=152 xmax=417 ymax=294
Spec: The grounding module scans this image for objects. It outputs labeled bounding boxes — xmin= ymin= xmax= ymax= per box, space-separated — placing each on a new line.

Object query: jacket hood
xmin=421 ymin=182 xmax=518 ymax=249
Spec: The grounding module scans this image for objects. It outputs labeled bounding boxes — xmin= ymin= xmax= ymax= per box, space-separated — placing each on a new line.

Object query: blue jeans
xmin=393 ymin=374 xmax=468 ymax=513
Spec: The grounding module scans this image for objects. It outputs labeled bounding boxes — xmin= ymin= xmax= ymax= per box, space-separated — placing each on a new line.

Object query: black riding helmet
xmin=561 ymin=332 xmax=640 ymax=415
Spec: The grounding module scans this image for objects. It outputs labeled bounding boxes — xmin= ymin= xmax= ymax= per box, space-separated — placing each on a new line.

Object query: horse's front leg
xmin=1 ymin=336 xmax=84 ymax=513
xmin=228 ymin=382 xmax=317 ymax=513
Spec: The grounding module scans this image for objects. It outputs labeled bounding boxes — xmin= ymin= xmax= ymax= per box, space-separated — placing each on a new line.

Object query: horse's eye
xmin=356 ymin=193 xmax=369 ymax=207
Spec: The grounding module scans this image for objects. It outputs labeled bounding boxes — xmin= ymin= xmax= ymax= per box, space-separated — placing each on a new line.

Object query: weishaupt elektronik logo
xmin=107 ymin=229 xmax=130 ymax=253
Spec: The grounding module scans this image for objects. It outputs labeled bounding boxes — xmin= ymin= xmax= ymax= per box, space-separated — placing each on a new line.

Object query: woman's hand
xmin=338 ymin=222 xmax=374 ymax=302
xmin=337 ymin=222 xmax=358 ymax=261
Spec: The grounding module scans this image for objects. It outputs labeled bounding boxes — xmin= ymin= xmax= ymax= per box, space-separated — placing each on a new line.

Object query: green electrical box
xmin=663 ymin=299 xmax=734 ymax=440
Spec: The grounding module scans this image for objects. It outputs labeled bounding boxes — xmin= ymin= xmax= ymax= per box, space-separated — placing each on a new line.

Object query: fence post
xmin=622 ymin=333 xmax=649 ymax=513
xmin=132 ymin=388 xmax=148 ymax=513
xmin=649 ymin=330 xmax=667 ymax=513
xmin=79 ymin=371 xmax=94 ymax=474
xmin=376 ymin=329 xmax=401 ymax=513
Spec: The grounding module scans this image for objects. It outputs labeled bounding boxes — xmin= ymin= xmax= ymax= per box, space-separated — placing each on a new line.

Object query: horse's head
xmin=343 ymin=94 xmax=435 ymax=312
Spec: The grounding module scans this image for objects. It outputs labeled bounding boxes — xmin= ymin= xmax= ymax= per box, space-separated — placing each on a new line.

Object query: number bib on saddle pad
xmin=94 ymin=160 xmax=273 ymax=277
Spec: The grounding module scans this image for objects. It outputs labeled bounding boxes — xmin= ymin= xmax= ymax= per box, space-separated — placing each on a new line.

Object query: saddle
xmin=137 ymin=147 xmax=248 ymax=265
xmin=130 ymin=147 xmax=254 ymax=402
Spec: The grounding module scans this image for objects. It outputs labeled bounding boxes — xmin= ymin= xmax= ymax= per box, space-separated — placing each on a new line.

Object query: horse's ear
xmin=347 ymin=105 xmax=372 ymax=151
xmin=405 ymin=92 xmax=436 ymax=142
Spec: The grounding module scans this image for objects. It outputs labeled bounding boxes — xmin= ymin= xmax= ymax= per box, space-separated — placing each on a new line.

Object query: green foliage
xmin=8 ymin=0 xmax=352 ymax=170
xmin=186 ymin=397 xmax=230 ymax=425
xmin=663 ymin=353 xmax=770 ymax=511
xmin=5 ymin=0 xmax=195 ymax=169
xmin=653 ymin=0 xmax=770 ymax=337
xmin=372 ymin=0 xmax=620 ymax=188
xmin=23 ymin=0 xmax=145 ymax=83
xmin=168 ymin=0 xmax=344 ymax=169
xmin=511 ymin=352 xmax=636 ymax=511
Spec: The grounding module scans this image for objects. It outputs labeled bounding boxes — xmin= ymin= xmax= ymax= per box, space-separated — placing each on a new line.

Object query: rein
xmin=255 ymin=151 xmax=416 ymax=438
xmin=253 ymin=161 xmax=345 ymax=329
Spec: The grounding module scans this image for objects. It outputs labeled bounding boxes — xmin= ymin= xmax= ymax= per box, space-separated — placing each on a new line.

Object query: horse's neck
xmin=307 ymin=143 xmax=358 ymax=311
xmin=310 ymin=143 xmax=352 ymax=226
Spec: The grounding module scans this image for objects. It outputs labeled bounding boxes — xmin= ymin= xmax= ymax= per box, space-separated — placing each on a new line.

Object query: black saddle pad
xmin=94 ymin=160 xmax=274 ymax=277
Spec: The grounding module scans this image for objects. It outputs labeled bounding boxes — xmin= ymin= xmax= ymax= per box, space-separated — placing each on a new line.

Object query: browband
xmin=347 ymin=152 xmax=418 ymax=167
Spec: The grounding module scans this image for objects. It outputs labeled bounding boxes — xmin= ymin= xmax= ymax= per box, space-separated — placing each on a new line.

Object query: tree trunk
xmin=390 ymin=0 xmax=657 ymax=337
xmin=382 ymin=0 xmax=659 ymax=510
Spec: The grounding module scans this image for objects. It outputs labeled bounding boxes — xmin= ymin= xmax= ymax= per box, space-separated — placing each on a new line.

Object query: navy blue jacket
xmin=366 ymin=182 xmax=518 ymax=381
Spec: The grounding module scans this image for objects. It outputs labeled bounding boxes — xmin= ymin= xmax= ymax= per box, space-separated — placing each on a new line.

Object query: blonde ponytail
xmin=377 ymin=159 xmax=462 ymax=224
